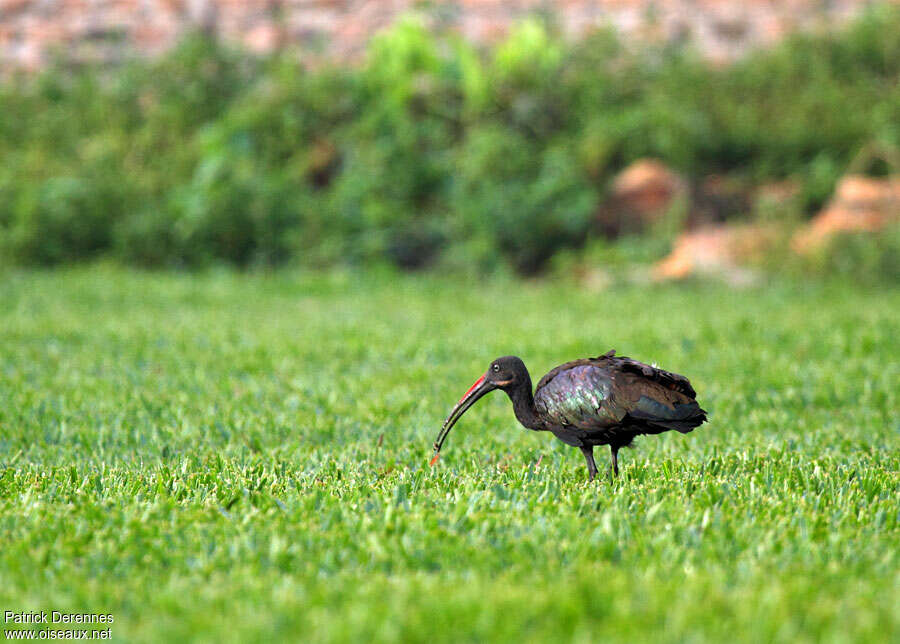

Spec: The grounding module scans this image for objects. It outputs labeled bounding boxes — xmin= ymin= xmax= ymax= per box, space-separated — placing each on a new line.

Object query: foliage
xmin=0 ymin=268 xmax=897 ymax=641
xmin=1 ymin=7 xmax=900 ymax=274
xmin=452 ymin=127 xmax=596 ymax=273
xmin=796 ymin=224 xmax=900 ymax=284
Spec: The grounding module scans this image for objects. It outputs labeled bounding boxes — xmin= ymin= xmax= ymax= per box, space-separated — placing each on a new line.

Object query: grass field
xmin=1 ymin=267 xmax=897 ymax=642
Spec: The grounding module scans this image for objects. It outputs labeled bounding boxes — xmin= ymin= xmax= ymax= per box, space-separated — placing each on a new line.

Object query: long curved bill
xmin=431 ymin=372 xmax=496 ymax=464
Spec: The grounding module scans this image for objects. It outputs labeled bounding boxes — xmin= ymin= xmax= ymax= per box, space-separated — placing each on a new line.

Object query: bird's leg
xmin=610 ymin=445 xmax=620 ymax=478
xmin=580 ymin=446 xmax=598 ymax=482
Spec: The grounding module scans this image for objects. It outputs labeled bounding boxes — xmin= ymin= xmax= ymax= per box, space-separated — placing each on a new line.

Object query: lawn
xmin=0 ymin=267 xmax=897 ymax=642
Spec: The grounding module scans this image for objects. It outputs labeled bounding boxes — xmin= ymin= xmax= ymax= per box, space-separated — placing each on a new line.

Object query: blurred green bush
xmin=795 ymin=224 xmax=900 ymax=285
xmin=1 ymin=7 xmax=899 ymax=276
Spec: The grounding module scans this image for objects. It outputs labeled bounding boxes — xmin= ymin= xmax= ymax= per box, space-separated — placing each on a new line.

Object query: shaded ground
xmin=1 ymin=268 xmax=897 ymax=642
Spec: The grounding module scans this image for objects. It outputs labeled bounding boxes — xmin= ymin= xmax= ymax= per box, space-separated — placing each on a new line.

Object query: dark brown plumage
xmin=432 ymin=350 xmax=707 ymax=480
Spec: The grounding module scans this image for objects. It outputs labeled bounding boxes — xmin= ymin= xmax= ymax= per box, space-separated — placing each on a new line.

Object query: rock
xmin=244 ymin=23 xmax=282 ymax=54
xmin=791 ymin=175 xmax=900 ymax=252
xmin=597 ymin=159 xmax=686 ymax=236
xmin=0 ymin=1 xmax=879 ymax=69
xmin=653 ymin=223 xmax=779 ymax=281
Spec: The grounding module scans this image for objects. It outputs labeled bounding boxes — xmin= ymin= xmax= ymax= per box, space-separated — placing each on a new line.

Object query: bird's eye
xmin=492 ymin=364 xmax=500 ymax=373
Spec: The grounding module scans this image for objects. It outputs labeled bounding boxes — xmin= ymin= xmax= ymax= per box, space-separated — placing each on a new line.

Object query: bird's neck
xmin=507 ymin=377 xmax=542 ymax=431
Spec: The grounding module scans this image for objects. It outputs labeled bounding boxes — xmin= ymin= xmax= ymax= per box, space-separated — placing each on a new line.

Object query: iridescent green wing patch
xmin=534 ymin=365 xmax=626 ymax=430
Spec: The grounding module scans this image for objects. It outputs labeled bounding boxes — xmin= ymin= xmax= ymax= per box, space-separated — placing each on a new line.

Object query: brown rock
xmin=244 ymin=22 xmax=282 ymax=53
xmin=791 ymin=175 xmax=900 ymax=252
xmin=653 ymin=223 xmax=779 ymax=280
xmin=598 ymin=159 xmax=686 ymax=236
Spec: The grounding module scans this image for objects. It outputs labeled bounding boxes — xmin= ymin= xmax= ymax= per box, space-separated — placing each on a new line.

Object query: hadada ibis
xmin=431 ymin=350 xmax=707 ymax=481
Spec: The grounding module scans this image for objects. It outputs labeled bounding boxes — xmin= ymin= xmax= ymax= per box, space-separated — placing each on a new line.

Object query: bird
xmin=431 ymin=350 xmax=707 ymax=481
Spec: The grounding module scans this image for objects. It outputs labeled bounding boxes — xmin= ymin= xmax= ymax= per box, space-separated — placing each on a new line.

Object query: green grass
xmin=1 ymin=267 xmax=897 ymax=642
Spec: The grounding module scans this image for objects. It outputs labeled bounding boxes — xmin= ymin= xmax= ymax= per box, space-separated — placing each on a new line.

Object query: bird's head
xmin=484 ymin=355 xmax=528 ymax=390
xmin=431 ymin=356 xmax=528 ymax=459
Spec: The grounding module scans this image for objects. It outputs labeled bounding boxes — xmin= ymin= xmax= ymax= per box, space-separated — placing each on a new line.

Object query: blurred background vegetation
xmin=1 ymin=5 xmax=898 ymax=281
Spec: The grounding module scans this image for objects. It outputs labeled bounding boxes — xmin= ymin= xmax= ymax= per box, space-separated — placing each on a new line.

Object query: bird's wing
xmin=534 ymin=364 xmax=628 ymax=430
xmin=535 ymin=355 xmax=608 ymax=392
xmin=611 ymin=369 xmax=706 ymax=433
xmin=537 ymin=350 xmax=696 ymax=397
xmin=595 ymin=350 xmax=697 ymax=398
xmin=534 ymin=351 xmax=705 ymax=433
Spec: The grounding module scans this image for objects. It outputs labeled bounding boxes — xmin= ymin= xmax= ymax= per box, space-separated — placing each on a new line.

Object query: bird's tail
xmin=630 ymin=402 xmax=707 ymax=434
xmin=667 ymin=404 xmax=707 ymax=433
